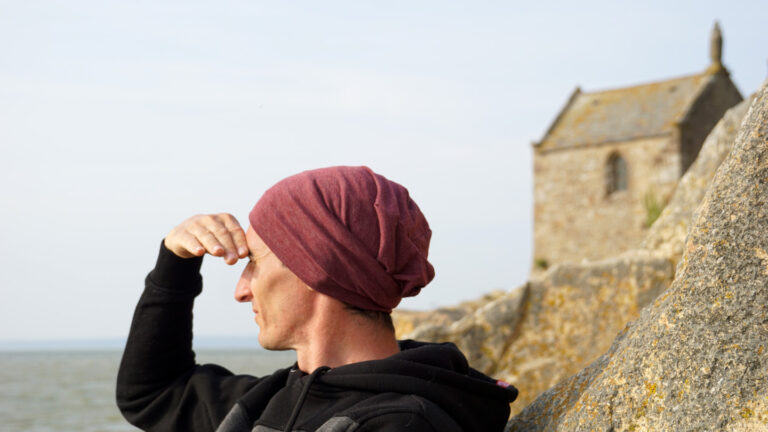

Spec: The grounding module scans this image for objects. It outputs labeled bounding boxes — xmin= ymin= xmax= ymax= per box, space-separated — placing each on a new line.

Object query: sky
xmin=1 ymin=1 xmax=766 ymax=343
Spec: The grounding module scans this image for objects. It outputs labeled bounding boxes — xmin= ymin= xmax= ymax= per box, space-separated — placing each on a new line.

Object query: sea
xmin=0 ymin=347 xmax=296 ymax=432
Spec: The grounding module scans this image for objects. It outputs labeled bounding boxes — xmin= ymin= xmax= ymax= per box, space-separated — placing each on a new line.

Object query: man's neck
xmin=294 ymin=303 xmax=400 ymax=372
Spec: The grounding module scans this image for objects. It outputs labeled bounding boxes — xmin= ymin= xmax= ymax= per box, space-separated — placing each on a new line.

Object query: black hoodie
xmin=117 ymin=243 xmax=517 ymax=431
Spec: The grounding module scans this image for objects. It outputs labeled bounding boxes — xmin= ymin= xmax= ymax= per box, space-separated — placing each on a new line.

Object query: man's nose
xmin=234 ymin=275 xmax=252 ymax=303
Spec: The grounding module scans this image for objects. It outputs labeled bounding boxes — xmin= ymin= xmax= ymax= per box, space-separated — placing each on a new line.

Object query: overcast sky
xmin=1 ymin=0 xmax=766 ymax=343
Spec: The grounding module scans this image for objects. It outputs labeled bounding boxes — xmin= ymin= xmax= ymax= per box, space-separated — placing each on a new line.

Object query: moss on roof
xmin=537 ymin=73 xmax=713 ymax=151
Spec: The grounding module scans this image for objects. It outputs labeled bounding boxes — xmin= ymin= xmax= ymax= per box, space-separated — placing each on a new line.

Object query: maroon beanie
xmin=248 ymin=166 xmax=434 ymax=312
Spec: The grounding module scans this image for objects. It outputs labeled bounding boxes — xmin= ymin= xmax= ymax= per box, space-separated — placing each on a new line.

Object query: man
xmin=117 ymin=166 xmax=517 ymax=431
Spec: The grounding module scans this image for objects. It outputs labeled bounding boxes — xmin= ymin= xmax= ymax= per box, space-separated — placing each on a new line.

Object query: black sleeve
xmin=116 ymin=241 xmax=260 ymax=432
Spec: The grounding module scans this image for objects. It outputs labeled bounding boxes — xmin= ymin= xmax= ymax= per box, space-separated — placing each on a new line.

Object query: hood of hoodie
xmin=314 ymin=340 xmax=518 ymax=431
xmin=231 ymin=340 xmax=518 ymax=432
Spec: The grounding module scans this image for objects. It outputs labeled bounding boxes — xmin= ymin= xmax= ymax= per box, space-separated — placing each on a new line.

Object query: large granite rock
xmin=401 ymin=284 xmax=530 ymax=374
xmin=493 ymin=258 xmax=674 ymax=411
xmin=641 ymin=94 xmax=754 ymax=262
xmin=394 ymin=95 xmax=753 ymax=415
xmin=507 ymin=82 xmax=768 ymax=431
xmin=402 ymin=257 xmax=674 ymax=413
xmin=392 ymin=290 xmax=505 ymax=337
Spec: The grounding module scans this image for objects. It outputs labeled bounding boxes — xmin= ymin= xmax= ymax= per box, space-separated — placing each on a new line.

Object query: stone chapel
xmin=532 ymin=23 xmax=742 ymax=271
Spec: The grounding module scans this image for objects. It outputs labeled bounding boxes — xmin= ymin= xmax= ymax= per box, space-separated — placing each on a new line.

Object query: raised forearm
xmin=116 ymin=243 xmax=204 ymax=426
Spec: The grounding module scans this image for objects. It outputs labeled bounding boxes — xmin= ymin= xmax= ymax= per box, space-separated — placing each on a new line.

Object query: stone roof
xmin=536 ymin=72 xmax=714 ymax=152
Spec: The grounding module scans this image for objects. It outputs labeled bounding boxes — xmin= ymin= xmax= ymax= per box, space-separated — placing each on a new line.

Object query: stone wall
xmin=532 ymin=135 xmax=679 ymax=270
xmin=679 ymin=71 xmax=743 ymax=172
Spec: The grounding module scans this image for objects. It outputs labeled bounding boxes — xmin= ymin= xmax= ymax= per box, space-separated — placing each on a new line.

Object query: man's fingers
xmin=188 ymin=222 xmax=226 ymax=255
xmin=221 ymin=215 xmax=248 ymax=258
xmin=182 ymin=233 xmax=206 ymax=257
xmin=165 ymin=213 xmax=246 ymax=264
xmin=208 ymin=214 xmax=246 ymax=264
xmin=191 ymin=214 xmax=244 ymax=264
xmin=164 ymin=227 xmax=205 ymax=258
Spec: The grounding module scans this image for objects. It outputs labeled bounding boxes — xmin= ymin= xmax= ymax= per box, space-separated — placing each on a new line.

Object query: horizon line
xmin=0 ymin=335 xmax=263 ymax=351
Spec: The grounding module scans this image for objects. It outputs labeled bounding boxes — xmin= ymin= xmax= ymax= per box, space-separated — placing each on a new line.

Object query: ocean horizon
xmin=0 ymin=335 xmax=264 ymax=351
xmin=0 ymin=344 xmax=296 ymax=432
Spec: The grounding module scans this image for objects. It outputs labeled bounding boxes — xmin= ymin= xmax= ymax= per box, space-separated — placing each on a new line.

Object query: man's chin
xmin=257 ymin=335 xmax=290 ymax=351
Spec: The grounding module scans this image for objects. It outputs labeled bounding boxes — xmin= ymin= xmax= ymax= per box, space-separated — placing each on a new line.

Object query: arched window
xmin=606 ymin=153 xmax=627 ymax=195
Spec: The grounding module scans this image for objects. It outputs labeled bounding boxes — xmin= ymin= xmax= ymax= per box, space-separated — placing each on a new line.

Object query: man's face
xmin=235 ymin=227 xmax=316 ymax=350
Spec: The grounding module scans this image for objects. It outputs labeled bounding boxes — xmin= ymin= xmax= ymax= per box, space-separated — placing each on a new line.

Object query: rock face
xmin=392 ymin=291 xmax=505 ymax=337
xmin=507 ymin=82 xmax=768 ymax=431
xmin=641 ymin=94 xmax=754 ymax=262
xmin=394 ymin=94 xmax=753 ymax=415
xmin=400 ymin=257 xmax=675 ymax=414
xmin=494 ymin=258 xmax=674 ymax=410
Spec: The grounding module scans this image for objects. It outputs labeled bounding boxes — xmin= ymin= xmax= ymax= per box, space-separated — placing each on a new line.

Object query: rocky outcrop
xmin=400 ymin=257 xmax=675 ymax=414
xmin=640 ymin=94 xmax=754 ymax=262
xmin=507 ymin=82 xmax=768 ymax=430
xmin=394 ymin=94 xmax=753 ymax=415
xmin=400 ymin=285 xmax=529 ymax=374
xmin=493 ymin=258 xmax=674 ymax=410
xmin=392 ymin=290 xmax=505 ymax=337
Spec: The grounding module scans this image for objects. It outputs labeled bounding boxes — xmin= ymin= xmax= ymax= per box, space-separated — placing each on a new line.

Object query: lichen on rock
xmin=506 ymin=81 xmax=768 ymax=431
xmin=393 ymin=93 xmax=754 ymax=418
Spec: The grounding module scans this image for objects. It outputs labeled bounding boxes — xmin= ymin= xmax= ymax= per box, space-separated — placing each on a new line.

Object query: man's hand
xmin=164 ymin=213 xmax=249 ymax=265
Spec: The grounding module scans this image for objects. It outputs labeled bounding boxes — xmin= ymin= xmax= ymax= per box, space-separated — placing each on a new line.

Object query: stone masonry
xmin=532 ymin=24 xmax=742 ymax=272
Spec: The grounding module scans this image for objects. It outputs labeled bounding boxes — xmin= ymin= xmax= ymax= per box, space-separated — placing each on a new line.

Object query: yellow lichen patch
xmin=740 ymin=407 xmax=754 ymax=419
xmin=754 ymin=248 xmax=768 ymax=275
xmin=673 ymin=376 xmax=692 ymax=403
xmin=635 ymin=399 xmax=648 ymax=419
xmin=658 ymin=312 xmax=676 ymax=330
xmin=711 ymin=239 xmax=729 ymax=256
xmin=480 ymin=345 xmax=497 ymax=361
